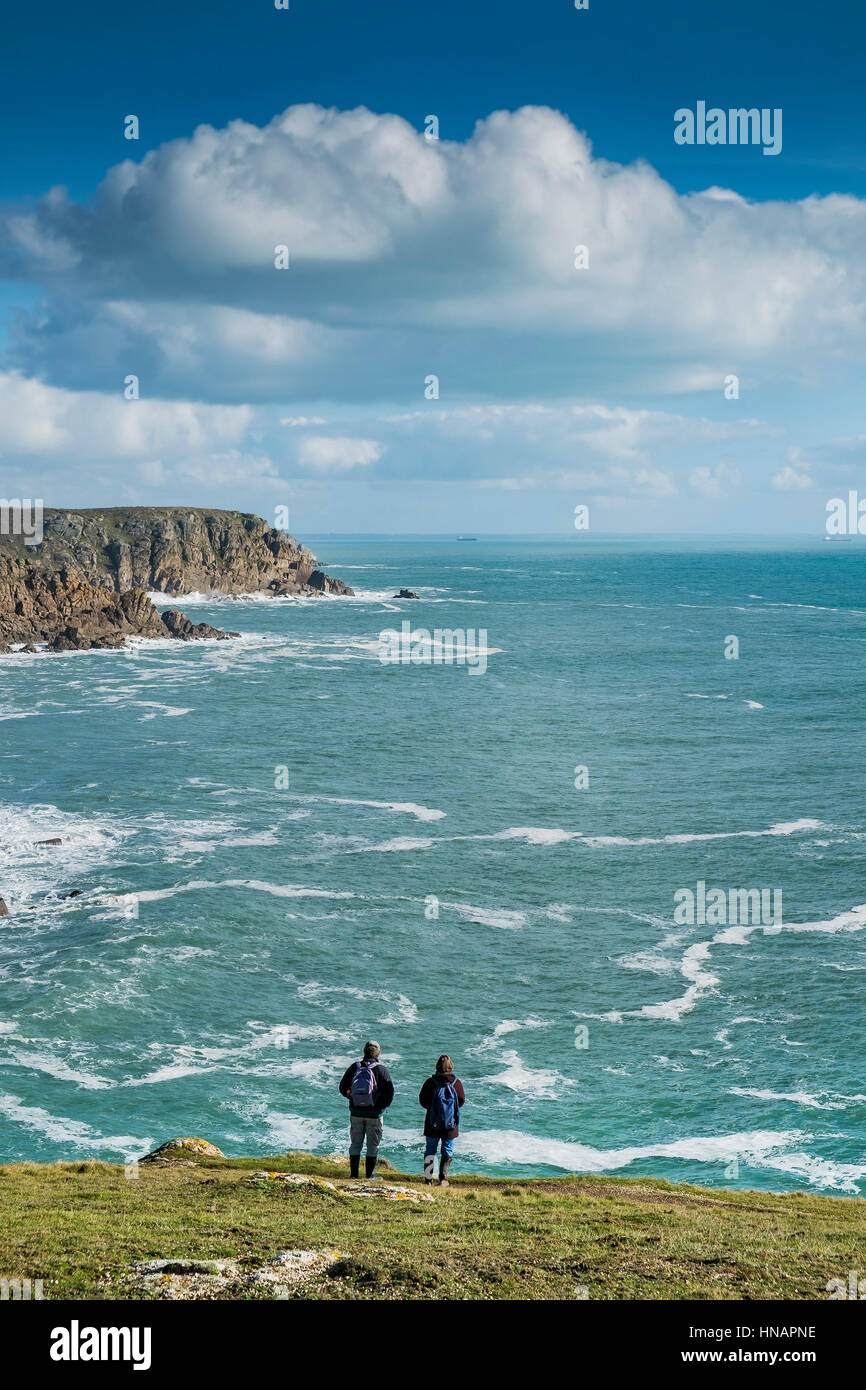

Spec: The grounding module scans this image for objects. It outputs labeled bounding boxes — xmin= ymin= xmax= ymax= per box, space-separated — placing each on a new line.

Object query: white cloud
xmin=296 ymin=435 xmax=382 ymax=473
xmin=3 ymin=104 xmax=866 ymax=403
xmin=689 ymin=463 xmax=742 ymax=497
xmin=0 ymin=370 xmax=252 ymax=457
xmin=772 ymin=465 xmax=815 ymax=491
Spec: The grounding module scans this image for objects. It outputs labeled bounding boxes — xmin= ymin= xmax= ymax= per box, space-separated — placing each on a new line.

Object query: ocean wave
xmin=469 ymin=1019 xmax=553 ymax=1055
xmin=584 ymin=818 xmax=827 ymax=848
xmin=2 ymin=1049 xmax=112 ymax=1091
xmin=624 ymin=902 xmax=866 ymax=1022
xmin=729 ymin=1087 xmax=866 ymax=1111
xmin=363 ymin=836 xmax=436 ymax=853
xmin=306 ymin=796 xmax=446 ymax=822
xmin=0 ymin=802 xmax=132 ymax=908
xmin=484 ymin=1050 xmax=572 ymax=1099
xmin=296 ymin=982 xmax=418 ymax=1024
xmin=91 ymin=880 xmax=357 ymax=919
xmin=489 ymin=827 xmax=582 ymax=846
xmin=456 ymin=817 xmax=829 ymax=851
xmin=453 ymin=1126 xmax=866 ymax=1191
xmin=443 ymin=901 xmax=528 ymax=930
xmin=0 ymin=1093 xmax=150 ymax=1160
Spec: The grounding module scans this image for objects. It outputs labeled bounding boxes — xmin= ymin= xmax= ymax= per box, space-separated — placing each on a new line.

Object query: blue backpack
xmin=350 ymin=1060 xmax=377 ymax=1108
xmin=429 ymin=1077 xmax=459 ymax=1131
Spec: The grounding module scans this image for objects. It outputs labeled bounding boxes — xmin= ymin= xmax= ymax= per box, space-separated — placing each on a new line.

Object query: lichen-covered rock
xmin=115 ymin=1249 xmax=343 ymax=1299
xmin=139 ymin=1137 xmax=226 ymax=1164
xmin=245 ymin=1171 xmax=433 ymax=1202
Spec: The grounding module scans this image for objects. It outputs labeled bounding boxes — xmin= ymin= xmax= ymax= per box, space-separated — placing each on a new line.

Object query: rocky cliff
xmin=0 ymin=507 xmax=352 ymax=652
xmin=4 ymin=507 xmax=352 ymax=598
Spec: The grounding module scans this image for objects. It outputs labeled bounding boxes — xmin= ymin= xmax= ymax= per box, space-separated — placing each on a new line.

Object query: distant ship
xmin=457 ymin=536 xmax=477 ymax=541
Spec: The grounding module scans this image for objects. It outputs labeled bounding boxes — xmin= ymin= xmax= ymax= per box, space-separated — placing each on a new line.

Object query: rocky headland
xmin=0 ymin=507 xmax=353 ymax=652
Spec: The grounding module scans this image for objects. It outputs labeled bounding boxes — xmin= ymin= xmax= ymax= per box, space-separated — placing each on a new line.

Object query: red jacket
xmin=419 ymin=1071 xmax=466 ymax=1138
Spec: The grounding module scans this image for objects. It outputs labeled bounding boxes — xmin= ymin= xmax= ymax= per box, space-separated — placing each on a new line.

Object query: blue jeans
xmin=424 ymin=1136 xmax=454 ymax=1158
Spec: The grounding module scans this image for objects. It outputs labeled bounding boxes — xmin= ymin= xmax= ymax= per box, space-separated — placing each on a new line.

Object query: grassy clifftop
xmin=1 ymin=1152 xmax=863 ymax=1301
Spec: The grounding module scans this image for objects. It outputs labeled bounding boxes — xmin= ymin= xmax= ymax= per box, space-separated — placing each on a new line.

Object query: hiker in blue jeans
xmin=419 ymin=1054 xmax=465 ymax=1186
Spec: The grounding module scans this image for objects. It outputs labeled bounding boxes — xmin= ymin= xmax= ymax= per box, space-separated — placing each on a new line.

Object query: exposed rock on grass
xmin=140 ymin=1137 xmax=225 ymax=1164
xmin=116 ymin=1249 xmax=343 ymax=1299
xmin=245 ymin=1171 xmax=433 ymax=1202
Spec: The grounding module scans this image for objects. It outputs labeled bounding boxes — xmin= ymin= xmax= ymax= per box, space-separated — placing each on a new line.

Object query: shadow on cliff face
xmin=0 ymin=506 xmax=352 ymax=652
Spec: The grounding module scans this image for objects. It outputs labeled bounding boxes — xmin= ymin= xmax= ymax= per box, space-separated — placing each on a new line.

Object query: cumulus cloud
xmin=772 ymin=464 xmax=815 ymax=491
xmin=0 ymin=370 xmax=252 ymax=457
xmin=2 ymin=104 xmax=865 ymax=403
xmin=689 ymin=462 xmax=742 ymax=497
xmin=1 ymin=101 xmax=862 ymax=529
xmin=296 ymin=435 xmax=382 ymax=472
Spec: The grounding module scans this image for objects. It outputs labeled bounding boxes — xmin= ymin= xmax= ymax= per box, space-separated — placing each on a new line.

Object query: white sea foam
xmin=493 ymin=1018 xmax=551 ymax=1038
xmin=729 ymin=1087 xmax=866 ymax=1111
xmin=453 ymin=1126 xmax=866 ymax=1191
xmin=469 ymin=1019 xmax=552 ymax=1055
xmin=624 ymin=902 xmax=866 ymax=1022
xmin=3 ymin=1050 xmax=112 ymax=1090
xmin=584 ymin=818 xmax=826 ymax=848
xmin=457 ymin=1126 xmax=794 ymax=1172
xmin=485 ymin=1051 xmax=572 ymax=1099
xmin=363 ymin=837 xmax=436 ymax=853
xmin=309 ymin=796 xmax=446 ymax=822
xmin=444 ymin=901 xmax=528 ymax=930
xmin=119 ymin=879 xmax=357 ymax=908
xmin=0 ymin=802 xmax=132 ymax=908
xmin=452 ymin=817 xmax=828 ymax=852
xmin=296 ymin=981 xmax=417 ymax=1023
xmin=0 ymin=1093 xmax=150 ymax=1159
xmin=225 ymin=1103 xmax=337 ymax=1153
xmin=490 ymin=827 xmax=582 ymax=846
xmin=121 ymin=1025 xmax=352 ymax=1087
xmin=133 ymin=701 xmax=193 ymax=720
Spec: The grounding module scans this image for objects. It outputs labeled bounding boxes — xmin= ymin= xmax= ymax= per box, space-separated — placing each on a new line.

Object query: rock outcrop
xmin=115 ymin=1249 xmax=343 ymax=1299
xmin=306 ymin=570 xmax=352 ymax=596
xmin=0 ymin=507 xmax=351 ymax=651
xmin=0 ymin=553 xmax=235 ymax=651
xmin=140 ymin=1137 xmax=226 ymax=1164
xmin=5 ymin=507 xmax=353 ymax=598
xmin=160 ymin=610 xmax=239 ymax=642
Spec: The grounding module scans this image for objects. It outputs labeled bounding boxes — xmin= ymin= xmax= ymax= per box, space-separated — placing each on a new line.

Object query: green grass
xmin=1 ymin=1153 xmax=863 ymax=1300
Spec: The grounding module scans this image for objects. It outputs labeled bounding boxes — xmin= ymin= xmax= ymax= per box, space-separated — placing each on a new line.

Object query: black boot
xmin=365 ymin=1155 xmax=378 ymax=1179
xmin=439 ymin=1155 xmax=452 ymax=1187
xmin=349 ymin=1154 xmax=360 ymax=1178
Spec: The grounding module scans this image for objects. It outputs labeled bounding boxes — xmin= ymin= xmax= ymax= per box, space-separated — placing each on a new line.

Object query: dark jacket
xmin=419 ymin=1071 xmax=466 ymax=1138
xmin=339 ymin=1060 xmax=394 ymax=1118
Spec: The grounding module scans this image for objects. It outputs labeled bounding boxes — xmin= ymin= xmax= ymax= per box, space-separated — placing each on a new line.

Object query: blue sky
xmin=1 ymin=0 xmax=864 ymax=533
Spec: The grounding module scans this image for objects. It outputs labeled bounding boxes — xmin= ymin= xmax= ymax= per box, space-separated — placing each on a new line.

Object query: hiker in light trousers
xmin=338 ymin=1040 xmax=394 ymax=1179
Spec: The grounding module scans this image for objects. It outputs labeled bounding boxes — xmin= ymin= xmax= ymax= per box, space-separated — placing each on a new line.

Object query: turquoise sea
xmin=1 ymin=538 xmax=865 ymax=1193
